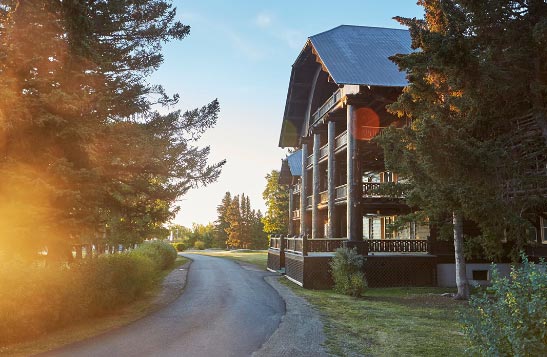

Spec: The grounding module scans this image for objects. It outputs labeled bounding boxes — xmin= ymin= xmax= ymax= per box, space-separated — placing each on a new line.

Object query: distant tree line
xmin=170 ymin=192 xmax=268 ymax=250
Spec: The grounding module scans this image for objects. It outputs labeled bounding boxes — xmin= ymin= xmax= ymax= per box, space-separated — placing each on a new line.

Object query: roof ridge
xmin=310 ymin=24 xmax=408 ymax=39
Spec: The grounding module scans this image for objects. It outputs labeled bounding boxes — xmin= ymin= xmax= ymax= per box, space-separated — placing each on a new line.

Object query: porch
xmin=267 ymin=236 xmax=452 ymax=289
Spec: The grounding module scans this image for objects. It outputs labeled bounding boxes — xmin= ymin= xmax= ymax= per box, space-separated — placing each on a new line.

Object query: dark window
xmin=472 ymin=270 xmax=489 ymax=281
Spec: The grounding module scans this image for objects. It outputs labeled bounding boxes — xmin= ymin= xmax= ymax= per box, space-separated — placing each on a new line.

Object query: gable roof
xmin=279 ymin=25 xmax=412 ymax=148
xmin=308 ymin=25 xmax=411 ymax=87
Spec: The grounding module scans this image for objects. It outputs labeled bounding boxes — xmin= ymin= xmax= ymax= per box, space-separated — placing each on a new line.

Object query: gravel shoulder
xmin=254 ymin=275 xmax=330 ymax=357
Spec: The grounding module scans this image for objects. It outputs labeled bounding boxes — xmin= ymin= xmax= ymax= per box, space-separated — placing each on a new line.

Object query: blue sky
xmin=152 ymin=1 xmax=424 ymax=227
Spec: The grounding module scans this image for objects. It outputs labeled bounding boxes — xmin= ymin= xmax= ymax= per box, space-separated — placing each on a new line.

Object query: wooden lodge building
xmin=267 ymin=25 xmax=547 ymax=289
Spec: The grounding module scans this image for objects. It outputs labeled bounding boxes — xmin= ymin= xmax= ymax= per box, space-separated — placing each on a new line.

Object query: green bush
xmin=330 ymin=247 xmax=366 ymax=297
xmin=194 ymin=240 xmax=205 ymax=250
xmin=132 ymin=241 xmax=177 ymax=270
xmin=462 ymin=255 xmax=547 ymax=356
xmin=175 ymin=243 xmax=186 ymax=252
xmin=0 ymin=251 xmax=158 ymax=345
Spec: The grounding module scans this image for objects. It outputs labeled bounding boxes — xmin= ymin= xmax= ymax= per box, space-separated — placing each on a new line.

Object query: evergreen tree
xmin=381 ymin=0 xmax=547 ymax=299
xmin=214 ymin=192 xmax=231 ymax=248
xmin=262 ymin=170 xmax=289 ymax=235
xmin=0 ymin=1 xmax=225 ymax=258
xmin=225 ymin=195 xmax=242 ymax=249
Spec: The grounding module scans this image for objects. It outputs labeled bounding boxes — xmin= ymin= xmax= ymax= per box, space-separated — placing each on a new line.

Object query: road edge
xmin=253 ymin=276 xmax=330 ymax=357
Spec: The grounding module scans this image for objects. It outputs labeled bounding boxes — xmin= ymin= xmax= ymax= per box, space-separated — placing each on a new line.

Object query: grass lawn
xmin=283 ymin=281 xmax=469 ymax=357
xmin=1 ymin=256 xmax=189 ymax=357
xmin=190 ymin=249 xmax=268 ymax=270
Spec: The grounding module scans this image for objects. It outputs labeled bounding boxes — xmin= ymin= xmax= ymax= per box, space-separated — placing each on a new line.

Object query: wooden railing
xmin=307 ymin=195 xmax=312 ymax=208
xmin=335 ymin=131 xmax=348 ymax=150
xmin=307 ymin=238 xmax=347 ymax=253
xmin=285 ymin=237 xmax=304 ymax=254
xmin=292 ymin=183 xmax=301 ymax=194
xmin=269 ymin=236 xmax=281 ymax=250
xmin=311 ymin=89 xmax=342 ymax=125
xmin=319 ymin=144 xmax=328 ymax=160
xmin=363 ymin=182 xmax=381 ymax=196
xmin=319 ymin=190 xmax=328 ymax=204
xmin=367 ymin=239 xmax=429 ymax=253
xmin=271 ymin=236 xmax=444 ymax=255
xmin=335 ymin=184 xmax=347 ymax=200
xmin=292 ymin=209 xmax=301 ymax=219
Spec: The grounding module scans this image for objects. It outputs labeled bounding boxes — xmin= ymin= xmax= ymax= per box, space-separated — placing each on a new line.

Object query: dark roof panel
xmin=310 ymin=25 xmax=411 ymax=86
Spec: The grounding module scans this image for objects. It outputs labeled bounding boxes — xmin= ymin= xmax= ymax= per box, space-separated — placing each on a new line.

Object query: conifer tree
xmin=262 ymin=170 xmax=289 ymax=235
xmin=381 ymin=0 xmax=547 ymax=299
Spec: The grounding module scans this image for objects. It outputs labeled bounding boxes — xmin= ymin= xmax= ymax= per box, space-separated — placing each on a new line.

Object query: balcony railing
xmin=311 ymin=89 xmax=342 ymax=126
xmin=335 ymin=184 xmax=347 ymax=200
xmin=335 ymin=131 xmax=348 ymax=150
xmin=367 ymin=239 xmax=429 ymax=253
xmin=363 ymin=182 xmax=382 ymax=197
xmin=292 ymin=183 xmax=301 ymax=194
xmin=319 ymin=190 xmax=328 ymax=204
xmin=307 ymin=195 xmax=312 ymax=208
xmin=319 ymin=144 xmax=328 ymax=160
xmin=292 ymin=209 xmax=300 ymax=220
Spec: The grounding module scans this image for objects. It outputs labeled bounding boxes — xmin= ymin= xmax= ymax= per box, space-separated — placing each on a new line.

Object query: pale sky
xmin=151 ymin=1 xmax=423 ymax=227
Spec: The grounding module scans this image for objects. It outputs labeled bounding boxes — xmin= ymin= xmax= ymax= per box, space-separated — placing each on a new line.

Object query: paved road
xmin=42 ymin=254 xmax=285 ymax=357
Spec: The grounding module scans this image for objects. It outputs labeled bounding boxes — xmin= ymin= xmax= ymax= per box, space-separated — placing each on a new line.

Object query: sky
xmin=151 ymin=1 xmax=424 ymax=227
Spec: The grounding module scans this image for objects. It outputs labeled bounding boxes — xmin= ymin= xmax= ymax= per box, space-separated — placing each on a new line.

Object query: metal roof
xmin=287 ymin=150 xmax=302 ymax=176
xmin=309 ymin=25 xmax=412 ymax=86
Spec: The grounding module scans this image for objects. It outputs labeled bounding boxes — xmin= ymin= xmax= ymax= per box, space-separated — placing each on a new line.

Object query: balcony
xmin=306 ymin=195 xmax=312 ymax=208
xmin=319 ymin=190 xmax=328 ymax=204
xmin=335 ymin=184 xmax=347 ymax=200
xmin=292 ymin=209 xmax=300 ymax=220
xmin=311 ymin=88 xmax=342 ymax=126
xmin=292 ymin=183 xmax=301 ymax=194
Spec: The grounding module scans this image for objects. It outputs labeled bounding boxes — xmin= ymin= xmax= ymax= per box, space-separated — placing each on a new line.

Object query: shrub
xmin=175 ymin=243 xmax=186 ymax=252
xmin=462 ymin=255 xmax=547 ymax=356
xmin=194 ymin=240 xmax=205 ymax=250
xmin=330 ymin=247 xmax=366 ymax=297
xmin=0 ymin=252 xmax=156 ymax=345
xmin=132 ymin=241 xmax=177 ymax=270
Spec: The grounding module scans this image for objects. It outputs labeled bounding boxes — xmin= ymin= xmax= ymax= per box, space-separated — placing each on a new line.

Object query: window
xmin=472 ymin=270 xmax=489 ymax=281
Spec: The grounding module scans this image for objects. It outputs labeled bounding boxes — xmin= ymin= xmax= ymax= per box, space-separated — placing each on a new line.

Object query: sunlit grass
xmin=283 ymin=281 xmax=469 ymax=356
xmin=189 ymin=249 xmax=268 ymax=270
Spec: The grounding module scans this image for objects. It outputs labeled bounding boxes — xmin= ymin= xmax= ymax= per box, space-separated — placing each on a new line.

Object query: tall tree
xmin=0 ymin=1 xmax=224 ymax=258
xmin=381 ymin=0 xmax=547 ymax=299
xmin=215 ymin=192 xmax=232 ymax=247
xmin=262 ymin=170 xmax=289 ymax=235
xmin=225 ymin=195 xmax=242 ymax=249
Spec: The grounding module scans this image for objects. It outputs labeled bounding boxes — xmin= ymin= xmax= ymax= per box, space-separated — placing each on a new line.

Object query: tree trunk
xmin=453 ymin=211 xmax=469 ymax=300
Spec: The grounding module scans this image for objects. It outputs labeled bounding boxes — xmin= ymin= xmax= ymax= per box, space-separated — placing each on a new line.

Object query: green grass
xmin=190 ymin=250 xmax=268 ymax=270
xmin=283 ymin=281 xmax=469 ymax=357
xmin=1 ymin=256 xmax=189 ymax=356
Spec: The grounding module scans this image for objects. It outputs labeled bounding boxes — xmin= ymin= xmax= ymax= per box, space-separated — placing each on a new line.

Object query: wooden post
xmin=288 ymin=186 xmax=294 ymax=236
xmin=327 ymin=120 xmax=336 ymax=238
xmin=312 ymin=131 xmax=321 ymax=239
xmin=300 ymin=143 xmax=308 ymax=236
xmin=347 ymin=104 xmax=357 ymax=240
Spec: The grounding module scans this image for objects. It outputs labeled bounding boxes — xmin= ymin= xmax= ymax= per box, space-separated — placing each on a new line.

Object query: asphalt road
xmin=42 ymin=254 xmax=285 ymax=357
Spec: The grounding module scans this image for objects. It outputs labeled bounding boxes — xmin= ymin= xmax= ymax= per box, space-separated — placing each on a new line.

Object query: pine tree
xmin=381 ymin=0 xmax=547 ymax=299
xmin=214 ymin=192 xmax=231 ymax=248
xmin=0 ymin=1 xmax=225 ymax=258
xmin=225 ymin=195 xmax=243 ymax=249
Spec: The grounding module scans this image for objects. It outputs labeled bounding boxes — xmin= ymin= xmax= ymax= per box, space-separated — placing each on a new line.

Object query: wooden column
xmin=346 ymin=104 xmax=359 ymax=241
xmin=327 ymin=120 xmax=337 ymax=238
xmin=300 ymin=143 xmax=308 ymax=236
xmin=312 ymin=132 xmax=321 ymax=239
xmin=288 ymin=186 xmax=294 ymax=236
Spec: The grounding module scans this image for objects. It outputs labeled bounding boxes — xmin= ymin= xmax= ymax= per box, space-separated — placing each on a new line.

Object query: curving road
xmin=42 ymin=254 xmax=285 ymax=357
